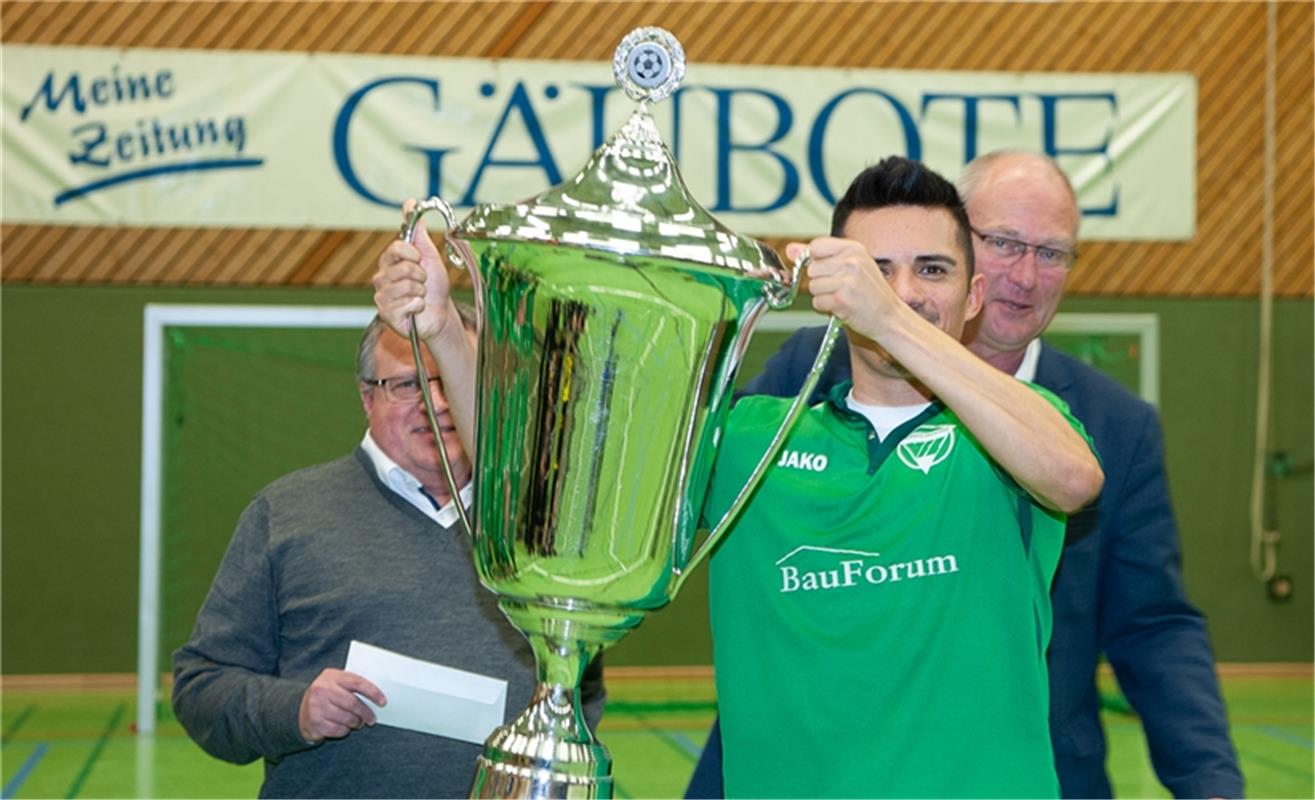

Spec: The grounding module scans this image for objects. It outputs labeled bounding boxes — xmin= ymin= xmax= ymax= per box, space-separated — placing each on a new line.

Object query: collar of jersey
xmin=823 ymin=380 xmax=948 ymax=475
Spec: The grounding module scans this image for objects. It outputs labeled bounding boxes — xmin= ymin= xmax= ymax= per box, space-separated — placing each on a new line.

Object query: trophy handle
xmin=673 ymin=310 xmax=844 ymax=595
xmin=399 ymin=197 xmax=476 ymax=539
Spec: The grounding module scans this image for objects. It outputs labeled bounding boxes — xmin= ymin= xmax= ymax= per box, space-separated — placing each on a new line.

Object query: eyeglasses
xmin=971 ymin=228 xmax=1077 ymax=271
xmin=364 ymin=375 xmax=442 ymax=404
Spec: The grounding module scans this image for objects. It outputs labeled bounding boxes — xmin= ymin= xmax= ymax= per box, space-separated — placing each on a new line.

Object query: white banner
xmin=2 ymin=44 xmax=1196 ymax=239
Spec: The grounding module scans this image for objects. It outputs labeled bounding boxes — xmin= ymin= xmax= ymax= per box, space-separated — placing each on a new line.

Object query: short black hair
xmin=830 ymin=156 xmax=974 ymax=278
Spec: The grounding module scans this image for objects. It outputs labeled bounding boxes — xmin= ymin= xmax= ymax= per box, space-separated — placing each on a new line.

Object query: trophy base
xmin=468 ymin=682 xmax=612 ymax=799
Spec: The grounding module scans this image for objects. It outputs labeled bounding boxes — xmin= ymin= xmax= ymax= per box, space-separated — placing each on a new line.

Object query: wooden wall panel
xmin=1 ymin=1 xmax=1310 ymax=297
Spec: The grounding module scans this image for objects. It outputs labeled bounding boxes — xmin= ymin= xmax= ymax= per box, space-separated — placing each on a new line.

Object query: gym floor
xmin=2 ymin=669 xmax=1310 ymax=799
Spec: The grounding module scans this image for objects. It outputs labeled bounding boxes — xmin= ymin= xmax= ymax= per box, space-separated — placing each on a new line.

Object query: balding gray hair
xmin=356 ymin=302 xmax=477 ymax=383
xmin=956 ymin=149 xmax=1079 ymax=212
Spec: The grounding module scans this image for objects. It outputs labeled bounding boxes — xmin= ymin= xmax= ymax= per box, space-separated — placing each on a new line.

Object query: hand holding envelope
xmin=298 ymin=667 xmax=387 ymax=743
xmin=344 ymin=640 xmax=509 ymax=745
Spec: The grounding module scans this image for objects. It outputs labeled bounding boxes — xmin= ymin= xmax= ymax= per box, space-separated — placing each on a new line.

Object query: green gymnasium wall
xmin=1 ymin=285 xmax=1311 ymax=674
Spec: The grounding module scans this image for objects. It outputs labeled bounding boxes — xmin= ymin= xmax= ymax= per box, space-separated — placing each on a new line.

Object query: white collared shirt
xmin=1013 ymin=338 xmax=1043 ymax=383
xmin=360 ymin=431 xmax=473 ymax=528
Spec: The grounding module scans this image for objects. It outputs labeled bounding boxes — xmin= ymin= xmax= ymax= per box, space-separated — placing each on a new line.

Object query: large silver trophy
xmin=401 ymin=27 xmax=840 ymax=798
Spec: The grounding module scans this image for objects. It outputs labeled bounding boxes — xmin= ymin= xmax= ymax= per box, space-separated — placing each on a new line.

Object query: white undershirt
xmin=1014 ymin=338 xmax=1042 ymax=383
xmin=844 ymin=394 xmax=931 ymax=441
xmin=843 ymin=338 xmax=1041 ymax=439
xmin=360 ymin=431 xmax=472 ymax=528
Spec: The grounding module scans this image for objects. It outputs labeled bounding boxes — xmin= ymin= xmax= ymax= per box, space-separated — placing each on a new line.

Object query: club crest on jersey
xmin=776 ymin=449 xmax=829 ymax=472
xmin=897 ymin=424 xmax=956 ymax=474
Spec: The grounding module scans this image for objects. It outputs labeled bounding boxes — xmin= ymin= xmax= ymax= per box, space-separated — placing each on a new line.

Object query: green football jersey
xmin=706 ymin=381 xmax=1090 ymax=799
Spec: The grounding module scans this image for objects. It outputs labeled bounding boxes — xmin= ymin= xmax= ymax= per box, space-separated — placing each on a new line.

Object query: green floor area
xmin=2 ymin=673 xmax=1310 ymax=799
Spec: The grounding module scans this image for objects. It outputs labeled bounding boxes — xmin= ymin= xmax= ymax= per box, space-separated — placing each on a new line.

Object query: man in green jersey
xmin=701 ymin=157 xmax=1102 ymax=798
xmin=372 ymin=156 xmax=1103 ymax=798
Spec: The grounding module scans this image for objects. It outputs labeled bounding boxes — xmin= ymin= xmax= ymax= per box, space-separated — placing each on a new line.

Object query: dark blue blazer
xmin=686 ymin=328 xmax=1242 ymax=799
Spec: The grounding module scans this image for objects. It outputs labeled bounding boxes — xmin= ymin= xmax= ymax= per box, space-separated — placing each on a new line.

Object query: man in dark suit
xmin=686 ymin=151 xmax=1242 ymax=799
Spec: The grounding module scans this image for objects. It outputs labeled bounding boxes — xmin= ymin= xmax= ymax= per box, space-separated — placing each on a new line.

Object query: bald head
xmin=957 ymin=151 xmax=1081 ymax=372
xmin=958 ymin=151 xmax=1080 ymax=239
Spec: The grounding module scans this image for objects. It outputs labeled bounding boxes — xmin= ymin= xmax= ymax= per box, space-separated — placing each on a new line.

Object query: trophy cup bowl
xmin=401 ymin=27 xmax=841 ymax=798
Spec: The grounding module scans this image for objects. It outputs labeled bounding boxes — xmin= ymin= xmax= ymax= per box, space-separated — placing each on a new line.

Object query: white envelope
xmin=344 ymin=640 xmax=508 ymax=745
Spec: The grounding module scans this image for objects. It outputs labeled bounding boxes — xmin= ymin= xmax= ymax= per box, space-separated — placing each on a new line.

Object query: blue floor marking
xmin=1258 ymin=724 xmax=1314 ymax=749
xmin=2 ymin=742 xmax=49 ymax=799
xmin=666 ymin=731 xmax=703 ymax=759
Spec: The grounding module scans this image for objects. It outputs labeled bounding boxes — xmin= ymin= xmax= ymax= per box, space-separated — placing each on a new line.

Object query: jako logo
xmin=897 ymin=424 xmax=956 ymax=474
xmin=776 ymin=450 xmax=828 ymax=471
xmin=775 ymin=545 xmax=960 ymax=593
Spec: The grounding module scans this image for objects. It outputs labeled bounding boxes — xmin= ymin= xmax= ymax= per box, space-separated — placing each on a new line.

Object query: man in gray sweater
xmin=173 ymin=314 xmax=604 ymax=798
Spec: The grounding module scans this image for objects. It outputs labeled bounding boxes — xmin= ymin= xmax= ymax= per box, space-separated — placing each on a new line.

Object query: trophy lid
xmin=455 ymin=27 xmax=791 ymax=284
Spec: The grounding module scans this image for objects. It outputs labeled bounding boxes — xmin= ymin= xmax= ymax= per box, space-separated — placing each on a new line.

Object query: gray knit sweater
xmin=172 ymin=448 xmax=605 ymax=798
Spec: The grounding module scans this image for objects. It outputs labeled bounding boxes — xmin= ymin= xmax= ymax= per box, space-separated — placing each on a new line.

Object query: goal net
xmin=139 ymin=305 xmax=375 ymax=732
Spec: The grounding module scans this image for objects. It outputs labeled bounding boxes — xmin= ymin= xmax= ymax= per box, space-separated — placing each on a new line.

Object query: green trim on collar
xmin=823 ymin=380 xmax=947 ymax=475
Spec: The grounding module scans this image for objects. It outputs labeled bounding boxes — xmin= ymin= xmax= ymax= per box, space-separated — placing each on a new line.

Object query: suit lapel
xmin=1031 ymin=341 xmax=1101 ymax=546
xmin=1033 ymin=341 xmax=1075 ymax=396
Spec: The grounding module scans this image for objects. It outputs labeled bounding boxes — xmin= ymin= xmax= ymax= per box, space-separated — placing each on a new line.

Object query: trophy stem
xmin=469 ymin=634 xmax=612 ymax=799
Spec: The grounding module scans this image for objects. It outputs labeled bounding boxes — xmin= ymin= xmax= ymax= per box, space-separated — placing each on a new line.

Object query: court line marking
xmin=63 ymin=703 xmax=126 ymax=799
xmin=623 ymin=711 xmax=702 ymax=763
xmin=2 ymin=742 xmax=49 ymax=799
xmin=664 ymin=731 xmax=703 ymax=760
xmin=1235 ymin=745 xmax=1315 ymax=780
xmin=1257 ymin=724 xmax=1314 ymax=750
xmin=603 ymin=700 xmax=717 ymax=714
xmin=2 ymin=705 xmax=37 ymax=744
